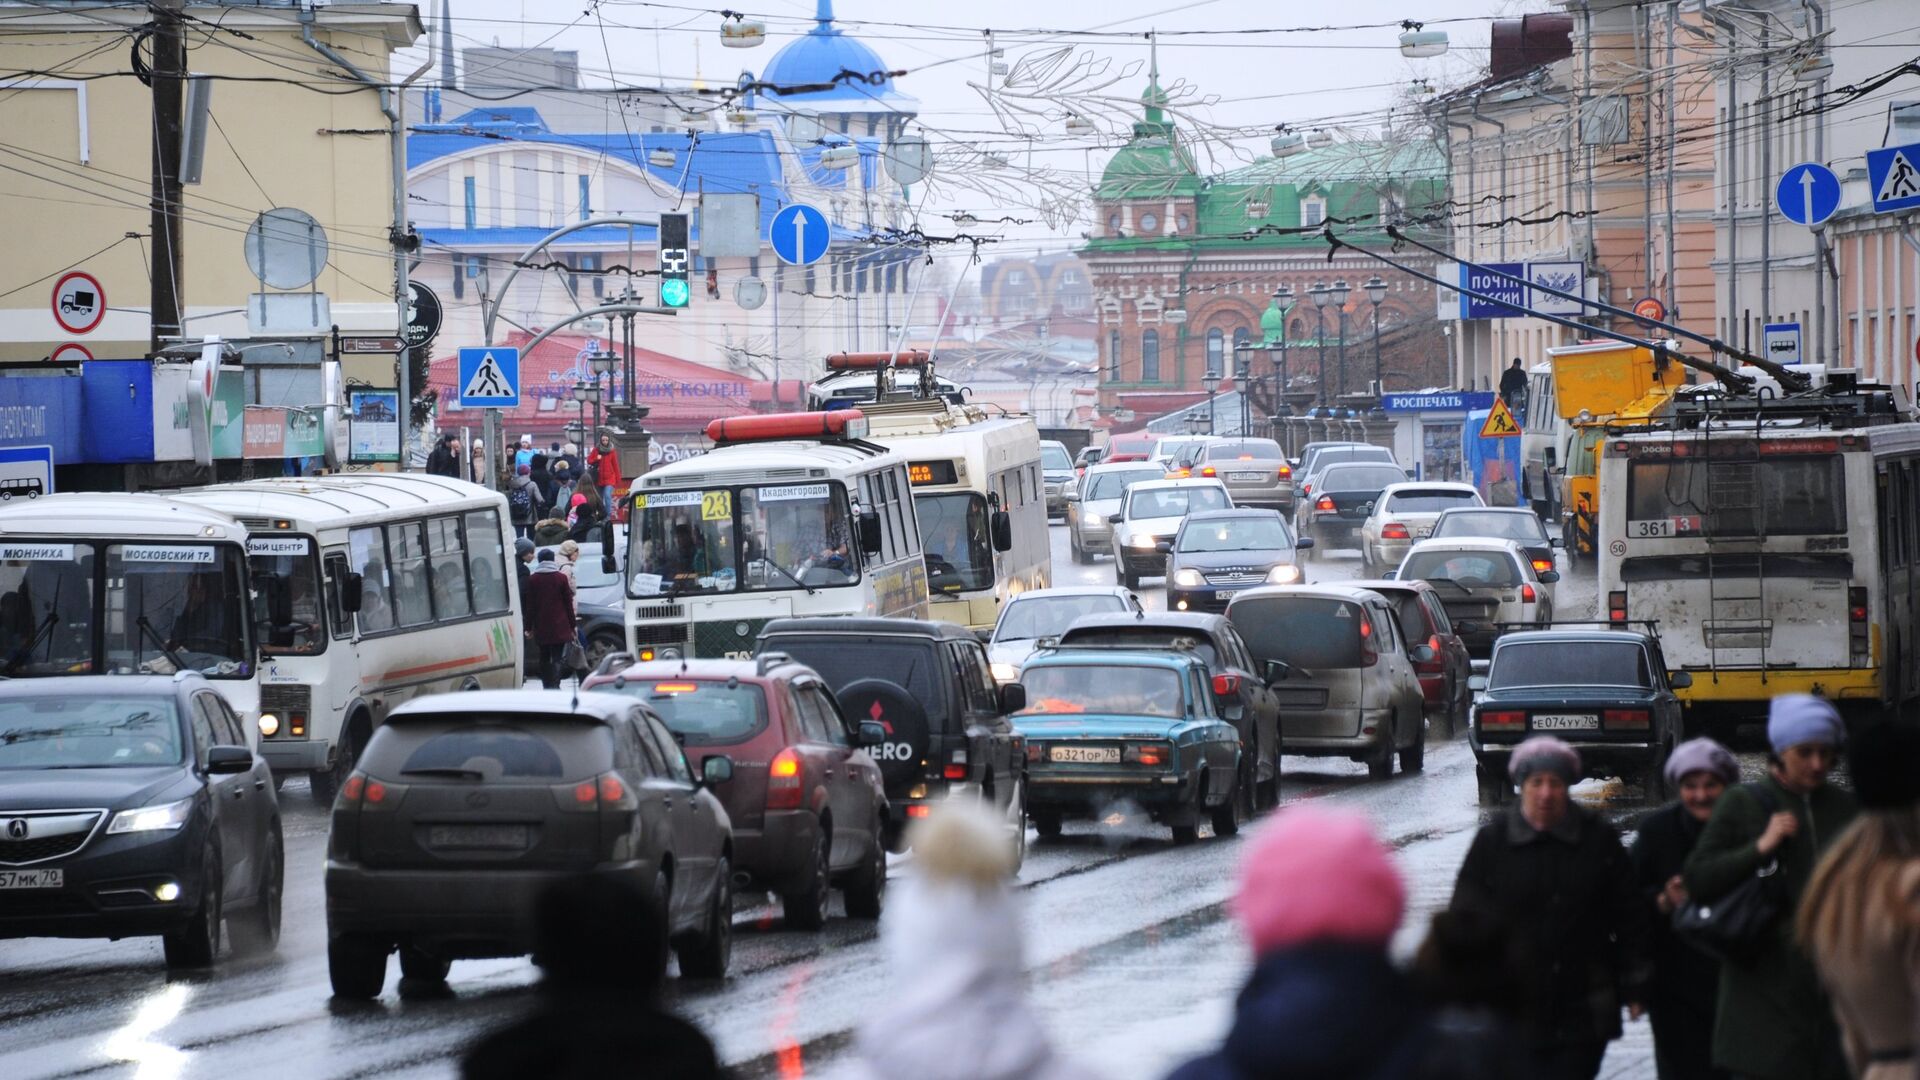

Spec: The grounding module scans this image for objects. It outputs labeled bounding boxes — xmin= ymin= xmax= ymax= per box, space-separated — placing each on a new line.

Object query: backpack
xmin=508 ymin=483 xmax=534 ymax=522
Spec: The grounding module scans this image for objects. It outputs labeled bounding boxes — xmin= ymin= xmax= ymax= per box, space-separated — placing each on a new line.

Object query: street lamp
xmin=1272 ymin=283 xmax=1294 ymax=408
xmin=1201 ymin=370 xmax=1223 ymax=434
xmin=1308 ymin=281 xmax=1331 ymax=405
xmin=1330 ymin=278 xmax=1351 ymax=400
xmin=587 ymin=348 xmax=617 ymax=435
xmin=1364 ymin=276 xmax=1388 ymax=395
xmin=564 ymin=419 xmax=586 ymax=448
xmin=1234 ymin=349 xmax=1252 ymax=438
xmin=571 ymin=379 xmax=600 ymax=451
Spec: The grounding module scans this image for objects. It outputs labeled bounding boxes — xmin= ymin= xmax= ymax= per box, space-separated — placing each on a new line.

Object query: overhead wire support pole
xmin=1381 ymin=225 xmax=1808 ymax=391
xmin=149 ymin=0 xmax=186 ymax=354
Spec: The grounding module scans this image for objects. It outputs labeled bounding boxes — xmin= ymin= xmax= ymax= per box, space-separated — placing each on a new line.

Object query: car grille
xmin=1204 ymin=571 xmax=1267 ymax=587
xmin=632 ymin=623 xmax=690 ymax=648
xmin=0 ymin=810 xmax=105 ymax=866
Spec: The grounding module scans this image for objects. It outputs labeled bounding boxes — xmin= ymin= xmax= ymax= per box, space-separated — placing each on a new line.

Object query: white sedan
xmin=1358 ymin=482 xmax=1484 ymax=573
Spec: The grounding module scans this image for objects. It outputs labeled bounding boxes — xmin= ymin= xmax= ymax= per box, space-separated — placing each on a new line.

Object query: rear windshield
xmin=598 ymin=680 xmax=767 ymax=746
xmin=1401 ymin=549 xmax=1523 ymax=588
xmin=1178 ymin=517 xmax=1292 ymax=553
xmin=1018 ymin=664 xmax=1186 ymax=719
xmin=1489 ymin=641 xmax=1651 ymax=689
xmin=1041 ymin=444 xmax=1073 ymax=471
xmin=1205 ymin=440 xmax=1284 ymax=462
xmin=1055 ymin=627 xmax=1220 ymax=668
xmin=762 ymin=637 xmax=938 ymax=705
xmin=1432 ymin=511 xmax=1546 ymax=544
xmin=1387 ymin=489 xmax=1481 ymax=513
xmin=0 ymin=695 xmax=183 ymax=769
xmin=1318 ymin=465 xmax=1407 ymax=492
xmin=1311 ymin=447 xmax=1393 ymax=473
xmin=1127 ymin=486 xmax=1231 ymax=518
xmin=371 ymin=719 xmax=613 ymax=781
xmin=1228 ymin=597 xmax=1364 ymax=668
xmin=1387 ymin=594 xmax=1432 ymax=637
xmin=995 ymin=594 xmax=1130 ymax=642
xmin=1086 ymin=469 xmax=1166 ymax=501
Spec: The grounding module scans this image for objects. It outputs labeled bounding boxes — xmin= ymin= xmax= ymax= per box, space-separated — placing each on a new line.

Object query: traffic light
xmin=659 ymin=212 xmax=690 ymax=308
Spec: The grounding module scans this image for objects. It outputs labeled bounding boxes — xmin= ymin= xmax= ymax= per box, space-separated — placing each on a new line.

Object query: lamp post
xmin=1364 ymin=276 xmax=1388 ymax=395
xmin=1201 ymin=370 xmax=1222 ymax=434
xmin=588 ymin=348 xmax=617 ymax=435
xmin=571 ymin=379 xmax=600 ymax=450
xmin=1330 ymin=278 xmax=1351 ymax=401
xmin=564 ymin=419 xmax=586 ymax=450
xmin=1308 ymin=281 xmax=1331 ymax=405
xmin=1272 ymin=284 xmax=1293 ymax=407
xmin=1234 ymin=350 xmax=1252 ymax=438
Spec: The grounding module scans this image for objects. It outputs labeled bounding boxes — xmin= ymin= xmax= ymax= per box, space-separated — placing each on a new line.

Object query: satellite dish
xmin=734 ymin=276 xmax=767 ymax=311
xmin=884 ymin=135 xmax=933 ymax=187
xmin=244 ymin=208 xmax=329 ymax=290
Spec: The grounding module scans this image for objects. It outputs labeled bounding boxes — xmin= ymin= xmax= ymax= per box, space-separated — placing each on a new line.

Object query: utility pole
xmin=149 ymin=0 xmax=187 ymax=353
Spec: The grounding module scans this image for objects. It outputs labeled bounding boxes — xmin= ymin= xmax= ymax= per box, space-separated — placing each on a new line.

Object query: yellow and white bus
xmin=170 ymin=475 xmax=521 ymax=801
xmin=624 ymin=410 xmax=930 ymax=658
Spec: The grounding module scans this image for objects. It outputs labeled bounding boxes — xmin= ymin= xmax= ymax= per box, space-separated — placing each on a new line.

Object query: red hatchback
xmin=583 ymin=657 xmax=890 ymax=930
xmin=1348 ymin=579 xmax=1475 ymax=737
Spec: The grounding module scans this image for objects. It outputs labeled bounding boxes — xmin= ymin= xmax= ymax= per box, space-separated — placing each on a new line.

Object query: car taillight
xmin=1211 ymin=673 xmax=1241 ymax=697
xmin=1382 ymin=523 xmax=1410 ymax=540
xmin=1123 ymin=742 xmax=1169 ymax=766
xmin=1277 ymin=464 xmax=1292 ymax=478
xmin=1316 ymin=496 xmax=1335 ymax=512
xmin=1521 ymin=582 xmax=1537 ymax=604
xmin=339 ymin=772 xmax=365 ymax=803
xmin=1200 ymin=466 xmax=1216 ymax=477
xmin=943 ymin=762 xmax=969 ymax=780
xmin=1531 ymin=557 xmax=1554 ymax=574
xmin=1608 ymin=590 xmax=1627 ymax=624
xmin=1603 ymin=709 xmax=1650 ymax=730
xmin=1479 ymin=710 xmax=1527 ymax=733
xmin=767 ymin=747 xmax=803 ymax=810
xmin=1358 ymin=617 xmax=1378 ymax=667
xmin=1301 ymin=482 xmax=1312 ymax=495
xmin=1850 ymin=586 xmax=1870 ymax=666
xmin=1026 ymin=742 xmax=1044 ymax=762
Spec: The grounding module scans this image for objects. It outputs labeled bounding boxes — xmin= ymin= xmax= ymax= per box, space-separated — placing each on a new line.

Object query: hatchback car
xmin=1391 ymin=538 xmax=1557 ymax=657
xmin=324 ymin=690 xmax=735 ymax=998
xmin=1359 ymin=482 xmax=1485 ymax=573
xmin=1225 ymin=585 xmax=1431 ymax=779
xmin=1066 ymin=462 xmax=1168 ymax=564
xmin=584 ymin=657 xmax=888 ymax=929
xmin=985 ymin=585 xmax=1143 ymax=684
xmin=1346 ymin=579 xmax=1474 ymax=737
xmin=1175 ymin=438 xmax=1295 ymax=512
xmin=1470 ymin=630 xmax=1688 ymax=805
xmin=1109 ymin=478 xmax=1234 ymax=589
xmin=1297 ymin=461 xmax=1410 ymax=557
xmin=1015 ymin=650 xmax=1246 ymax=844
xmin=1039 ymin=440 xmax=1076 ymax=517
xmin=1429 ymin=507 xmax=1561 ymax=576
xmin=1103 ymin=430 xmax=1157 ymax=463
xmin=1166 ymin=509 xmax=1310 ymax=613
xmin=0 ymin=675 xmax=283 ymax=969
xmin=1072 ymin=445 xmax=1106 ymax=474
xmin=1294 ymin=443 xmax=1396 ymax=507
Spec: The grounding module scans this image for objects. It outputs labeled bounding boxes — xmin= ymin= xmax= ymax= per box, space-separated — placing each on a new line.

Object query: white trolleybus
xmin=169 ymin=474 xmax=522 ymax=801
xmin=805 ymin=350 xmax=964 ymax=411
xmin=1597 ymin=377 xmax=1920 ymax=730
xmin=0 ymin=491 xmax=262 ymax=719
xmin=623 ymin=409 xmax=930 ymax=658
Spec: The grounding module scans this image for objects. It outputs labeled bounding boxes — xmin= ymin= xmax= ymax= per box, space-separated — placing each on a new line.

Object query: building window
xmin=1301 ymin=197 xmax=1325 ymax=227
xmin=463 ymin=176 xmax=477 ymax=230
xmin=1107 ymin=330 xmax=1121 ymax=380
xmin=1108 ymin=212 xmax=1121 ymax=234
xmin=1175 ymin=212 xmax=1191 ymax=233
xmin=1206 ymin=328 xmax=1224 ymax=376
xmin=1141 ymin=330 xmax=1161 ymax=382
xmin=578 ymin=175 xmax=591 ymax=221
xmin=1139 ymin=212 xmax=1160 ymax=233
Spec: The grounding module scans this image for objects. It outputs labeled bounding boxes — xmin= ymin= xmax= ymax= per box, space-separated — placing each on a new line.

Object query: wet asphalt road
xmin=0 ymin=520 xmax=1700 ymax=1079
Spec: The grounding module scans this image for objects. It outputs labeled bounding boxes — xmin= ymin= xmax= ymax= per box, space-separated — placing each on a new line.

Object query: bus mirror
xmin=858 ymin=508 xmax=883 ymax=554
xmin=990 ymin=510 xmax=1013 ymax=552
xmin=341 ymin=572 xmax=364 ymax=613
xmin=601 ymin=549 xmax=617 ymax=575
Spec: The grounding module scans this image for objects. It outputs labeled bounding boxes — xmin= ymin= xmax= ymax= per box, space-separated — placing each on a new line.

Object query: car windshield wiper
xmin=759 ymin=557 xmax=818 ymax=596
xmin=399 ymin=766 xmax=486 ymax=780
xmin=1420 ymin=576 xmax=1472 ymax=594
xmin=134 ymin=616 xmax=189 ymax=672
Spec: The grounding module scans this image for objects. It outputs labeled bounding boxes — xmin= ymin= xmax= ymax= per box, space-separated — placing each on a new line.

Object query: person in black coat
xmin=1630 ymin=738 xmax=1738 ymax=1080
xmin=425 ymin=434 xmax=461 ymax=478
xmin=462 ymin=874 xmax=722 ymax=1080
xmin=1449 ymin=737 xmax=1651 ymax=1080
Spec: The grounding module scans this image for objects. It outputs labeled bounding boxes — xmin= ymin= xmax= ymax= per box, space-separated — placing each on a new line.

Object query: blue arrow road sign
xmin=1776 ymin=162 xmax=1841 ymax=227
xmin=457 ymin=347 xmax=520 ymax=408
xmin=1867 ymin=142 xmax=1920 ymax=214
xmin=769 ymin=203 xmax=830 ymax=267
xmin=0 ymin=444 xmax=53 ymax=500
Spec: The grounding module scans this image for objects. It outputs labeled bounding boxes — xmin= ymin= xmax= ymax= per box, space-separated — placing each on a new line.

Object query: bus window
xmin=464 ymin=509 xmax=510 ymax=613
xmin=633 ymin=490 xmax=732 ymax=594
xmin=427 ymin=517 xmax=472 ymax=620
xmin=386 ymin=522 xmax=433 ymax=627
xmin=251 ymin=543 xmax=323 ymax=655
xmin=1626 ymin=456 xmax=1846 ymax=536
xmin=884 ymin=468 xmax=913 ymax=559
xmin=917 ymin=491 xmax=992 ymax=594
xmin=325 ymin=552 xmax=354 ymax=640
xmin=349 ymin=527 xmax=395 ymax=633
xmin=0 ymin=546 xmax=94 ymax=675
xmin=105 ymin=543 xmax=248 ymax=677
xmin=743 ymin=483 xmax=855 ymax=589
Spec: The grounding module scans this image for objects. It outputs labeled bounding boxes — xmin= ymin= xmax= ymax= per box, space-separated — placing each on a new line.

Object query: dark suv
xmin=756 ymin=618 xmax=1029 ymax=866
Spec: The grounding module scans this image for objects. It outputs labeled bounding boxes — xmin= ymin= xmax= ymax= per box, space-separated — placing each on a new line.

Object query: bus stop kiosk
xmin=1379 ymin=391 xmax=1492 ymax=482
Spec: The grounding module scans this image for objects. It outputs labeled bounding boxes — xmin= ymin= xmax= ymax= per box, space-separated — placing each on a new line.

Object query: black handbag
xmin=1672 ymin=784 xmax=1785 ymax=964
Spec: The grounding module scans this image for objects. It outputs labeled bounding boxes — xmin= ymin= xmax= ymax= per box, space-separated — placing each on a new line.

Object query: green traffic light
xmin=661 ymin=279 xmax=690 ymax=308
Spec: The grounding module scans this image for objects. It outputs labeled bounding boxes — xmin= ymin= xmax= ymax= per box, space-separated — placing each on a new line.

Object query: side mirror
xmin=341 ymin=572 xmax=364 ymax=613
xmin=592 ymin=650 xmax=634 ymax=677
xmin=990 ymin=509 xmax=1013 ymax=552
xmin=857 ymin=720 xmax=887 ymax=747
xmin=1155 ymin=540 xmax=1172 ymax=554
xmin=1468 ymin=674 xmax=1488 ymax=691
xmin=602 ymin=550 xmax=617 ymax=575
xmin=1107 ymin=512 xmax=1124 ymax=524
xmin=206 ymin=745 xmax=253 ymax=775
xmin=1669 ymin=670 xmax=1694 ymax=689
xmin=1064 ymin=489 xmax=1081 ymax=503
xmin=700 ymin=754 xmax=734 ymax=786
xmin=858 ymin=508 xmax=884 ymax=554
xmin=1409 ymin=643 xmax=1436 ymax=663
xmin=998 ymin=682 xmax=1027 ymax=715
xmin=1293 ymin=535 xmax=1315 ymax=549
xmin=1262 ymin=659 xmax=1290 ymax=684
xmin=974 ymin=627 xmax=995 ymax=644
xmin=1380 ymin=569 xmax=1398 ymax=580
xmin=1537 ymin=570 xmax=1561 ymax=584
xmin=1549 ymin=537 xmax=1565 ymax=548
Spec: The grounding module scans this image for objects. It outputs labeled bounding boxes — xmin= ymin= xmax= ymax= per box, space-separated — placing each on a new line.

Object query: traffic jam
xmin=1 ymin=350 xmax=1914 ymax=1080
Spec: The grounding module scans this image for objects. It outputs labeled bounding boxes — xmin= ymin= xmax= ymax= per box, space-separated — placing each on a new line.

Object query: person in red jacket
xmin=523 ymin=549 xmax=576 ymax=689
xmin=586 ymin=435 xmax=622 ymax=531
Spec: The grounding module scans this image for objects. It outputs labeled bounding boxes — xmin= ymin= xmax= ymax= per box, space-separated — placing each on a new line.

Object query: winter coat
xmin=1500 ymin=365 xmax=1528 ymax=398
xmin=507 ymin=474 xmax=544 ymax=525
xmin=1684 ymin=776 xmax=1858 ymax=1080
xmin=516 ymin=559 xmax=531 ymax=610
xmin=425 ymin=445 xmax=460 ymax=478
xmin=1630 ymin=802 xmax=1726 ymax=1080
xmin=1808 ymin=862 xmax=1920 ymax=1080
xmin=462 ymin=994 xmax=721 ymax=1080
xmin=1166 ymin=942 xmax=1524 ymax=1080
xmin=587 ymin=445 xmax=622 ymax=488
xmin=1449 ymin=803 xmax=1651 ymax=1053
xmin=523 ymin=566 xmax=575 ymax=646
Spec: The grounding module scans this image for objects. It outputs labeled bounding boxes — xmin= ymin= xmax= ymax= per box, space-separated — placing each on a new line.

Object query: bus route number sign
xmin=701 ymin=491 xmax=732 ymax=522
xmin=1627 ymin=517 xmax=1701 ymax=539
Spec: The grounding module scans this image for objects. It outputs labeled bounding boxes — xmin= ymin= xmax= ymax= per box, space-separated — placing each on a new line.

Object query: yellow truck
xmin=1544 ymin=341 xmax=1690 ymax=564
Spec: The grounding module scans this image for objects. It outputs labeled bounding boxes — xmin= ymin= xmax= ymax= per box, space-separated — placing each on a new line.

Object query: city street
xmin=0 ymin=522 xmax=1700 ymax=1080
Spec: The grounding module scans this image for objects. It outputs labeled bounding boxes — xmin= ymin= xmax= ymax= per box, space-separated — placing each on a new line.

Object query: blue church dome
xmin=760 ymin=0 xmax=917 ymax=111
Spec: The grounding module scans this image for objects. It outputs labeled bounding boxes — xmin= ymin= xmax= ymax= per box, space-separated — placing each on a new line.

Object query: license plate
xmin=1050 ymin=745 xmax=1120 ymax=764
xmin=1533 ymin=714 xmax=1599 ymax=731
xmin=428 ymin=824 xmax=529 ymax=849
xmin=0 ymin=868 xmax=63 ymax=889
xmin=1230 ymin=472 xmax=1266 ymax=482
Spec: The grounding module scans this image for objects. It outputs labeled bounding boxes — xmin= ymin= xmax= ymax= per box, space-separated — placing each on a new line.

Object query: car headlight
xmin=1127 ymin=533 xmax=1159 ymax=549
xmin=257 ymin=712 xmax=280 ymax=737
xmin=1171 ymin=568 xmax=1205 ymax=588
xmin=1267 ymin=564 xmax=1303 ymax=584
xmin=990 ymin=661 xmax=1019 ymax=683
xmin=107 ymin=797 xmax=194 ymax=835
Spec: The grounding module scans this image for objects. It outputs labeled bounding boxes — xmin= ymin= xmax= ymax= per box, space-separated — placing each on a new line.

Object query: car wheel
xmin=1399 ymin=724 xmax=1426 ymax=774
xmin=781 ymin=822 xmax=832 ymax=931
xmin=229 ymin=824 xmax=282 ymax=957
xmin=1070 ymin=535 xmax=1090 ymax=565
xmin=312 ymin=722 xmax=362 ymax=806
xmin=584 ymin=630 xmax=623 ymax=671
xmin=1004 ymin=777 xmax=1027 ymax=873
xmin=1210 ymin=761 xmax=1251 ymax=837
xmin=162 ymin=845 xmax=222 ymax=969
xmin=1032 ymin=810 xmax=1063 ymax=839
xmin=843 ymin=823 xmax=886 ymax=920
xmin=1476 ymin=763 xmax=1511 ymax=806
xmin=677 ymin=857 xmax=732 ymax=979
xmin=399 ymin=945 xmax=451 ymax=984
xmin=1366 ymin=741 xmax=1394 ymax=781
xmin=328 ymin=934 xmax=389 ymax=1000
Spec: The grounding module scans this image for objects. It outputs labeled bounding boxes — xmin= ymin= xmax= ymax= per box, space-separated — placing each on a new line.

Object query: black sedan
xmin=1298 ymin=461 xmax=1409 ymax=558
xmin=1468 ymin=629 xmax=1689 ymax=806
xmin=0 ymin=675 xmax=283 ymax=968
xmin=1429 ymin=506 xmax=1562 ymax=577
xmin=1164 ymin=509 xmax=1311 ymax=613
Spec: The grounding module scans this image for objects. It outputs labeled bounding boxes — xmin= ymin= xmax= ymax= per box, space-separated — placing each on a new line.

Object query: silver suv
xmin=1225 ymin=584 xmax=1431 ymax=780
xmin=1040 ymin=440 xmax=1075 ymax=517
xmin=1173 ymin=438 xmax=1295 ymax=513
xmin=1065 ymin=462 xmax=1169 ymax=564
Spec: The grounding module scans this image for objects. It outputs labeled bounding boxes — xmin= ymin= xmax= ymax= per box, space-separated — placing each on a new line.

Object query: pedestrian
xmin=514 ymin=433 xmax=536 ymax=471
xmin=514 ymin=537 xmax=535 ymax=676
xmin=557 ymin=539 xmax=580 ymax=618
xmin=586 ymin=434 xmax=621 ymax=528
xmin=523 ymin=550 xmax=573 ymax=690
xmin=567 ymin=482 xmax=606 ymax=544
xmin=1631 ymin=737 xmax=1740 ymax=1080
xmin=1500 ymin=358 xmax=1528 ymax=411
xmin=469 ymin=439 xmax=488 ymax=485
xmin=1798 ymin=721 xmax=1920 ymax=1080
xmin=1684 ymin=693 xmax=1857 ymax=1080
xmin=461 ymin=874 xmax=722 ymax=1080
xmin=425 ymin=433 xmax=461 ymax=478
xmin=507 ymin=463 xmax=544 ymax=540
xmin=1169 ymin=806 xmax=1518 ymax=1080
xmin=530 ymin=446 xmax=554 ymax=508
xmin=1448 ymin=736 xmax=1649 ymax=1080
xmin=550 ymin=442 xmax=576 ymax=502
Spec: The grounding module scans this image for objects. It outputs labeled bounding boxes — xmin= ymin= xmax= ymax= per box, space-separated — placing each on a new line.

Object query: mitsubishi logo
xmin=6 ymin=819 xmax=26 ymax=840
xmin=868 ymin=700 xmax=894 ymax=734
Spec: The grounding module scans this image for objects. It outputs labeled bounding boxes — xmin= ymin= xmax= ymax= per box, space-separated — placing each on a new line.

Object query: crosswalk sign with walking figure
xmin=457 ymin=347 xmax=521 ymax=408
xmin=1867 ymin=143 xmax=1920 ymax=215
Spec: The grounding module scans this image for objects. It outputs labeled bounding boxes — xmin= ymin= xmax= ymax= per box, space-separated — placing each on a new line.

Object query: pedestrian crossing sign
xmin=1481 ymin=398 xmax=1522 ymax=438
xmin=1867 ymin=142 xmax=1920 ymax=214
xmin=457 ymin=347 xmax=520 ymax=408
